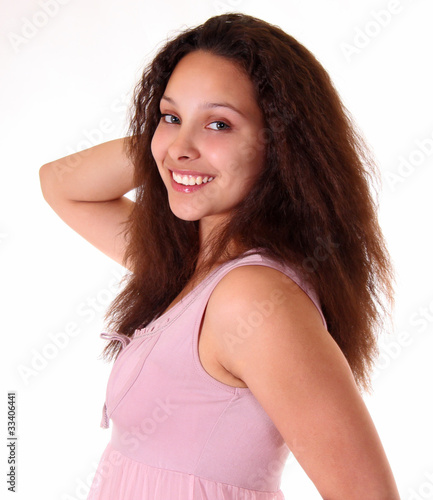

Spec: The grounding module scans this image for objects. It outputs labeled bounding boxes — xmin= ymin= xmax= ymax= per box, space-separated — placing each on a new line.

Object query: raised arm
xmin=39 ymin=138 xmax=137 ymax=269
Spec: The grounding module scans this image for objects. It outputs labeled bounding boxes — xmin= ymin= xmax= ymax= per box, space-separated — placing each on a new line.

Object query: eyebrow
xmin=161 ymin=94 xmax=246 ymax=118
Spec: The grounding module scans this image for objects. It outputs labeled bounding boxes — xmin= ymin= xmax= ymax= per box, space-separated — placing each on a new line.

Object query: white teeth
xmin=172 ymin=171 xmax=214 ymax=186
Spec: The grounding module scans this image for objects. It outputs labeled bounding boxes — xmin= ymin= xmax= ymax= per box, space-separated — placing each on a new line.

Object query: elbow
xmin=39 ymin=163 xmax=51 ymax=202
xmin=39 ymin=162 xmax=60 ymax=205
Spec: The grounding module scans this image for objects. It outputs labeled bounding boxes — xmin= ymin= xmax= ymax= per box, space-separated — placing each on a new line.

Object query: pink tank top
xmin=88 ymin=250 xmax=326 ymax=499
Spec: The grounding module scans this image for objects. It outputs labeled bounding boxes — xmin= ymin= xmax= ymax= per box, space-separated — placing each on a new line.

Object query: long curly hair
xmin=101 ymin=12 xmax=394 ymax=393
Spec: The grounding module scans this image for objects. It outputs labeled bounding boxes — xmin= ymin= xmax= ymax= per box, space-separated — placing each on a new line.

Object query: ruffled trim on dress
xmin=99 ymin=331 xmax=133 ymax=429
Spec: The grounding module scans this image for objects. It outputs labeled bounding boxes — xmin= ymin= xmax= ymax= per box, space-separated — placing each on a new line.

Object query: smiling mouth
xmin=171 ymin=171 xmax=215 ymax=186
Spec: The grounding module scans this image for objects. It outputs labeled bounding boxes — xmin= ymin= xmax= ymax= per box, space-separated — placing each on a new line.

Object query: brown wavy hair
xmin=101 ymin=12 xmax=394 ymax=392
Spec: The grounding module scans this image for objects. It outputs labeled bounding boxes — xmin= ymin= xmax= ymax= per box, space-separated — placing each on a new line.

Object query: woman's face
xmin=151 ymin=50 xmax=265 ymax=236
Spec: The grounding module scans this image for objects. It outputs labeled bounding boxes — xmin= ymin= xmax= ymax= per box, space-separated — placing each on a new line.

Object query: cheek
xmin=203 ymin=137 xmax=246 ymax=177
xmin=222 ymin=140 xmax=265 ymax=180
xmin=150 ymin=126 xmax=167 ymax=163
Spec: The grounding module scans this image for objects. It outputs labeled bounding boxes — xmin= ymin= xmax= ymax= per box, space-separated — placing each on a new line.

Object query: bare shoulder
xmin=206 ymin=261 xmax=345 ymax=387
xmin=206 ymin=264 xmax=327 ymax=358
xmin=205 ymin=262 xmax=332 ymax=388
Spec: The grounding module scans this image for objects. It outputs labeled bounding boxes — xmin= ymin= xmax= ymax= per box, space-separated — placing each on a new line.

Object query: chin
xmin=168 ymin=201 xmax=203 ymax=222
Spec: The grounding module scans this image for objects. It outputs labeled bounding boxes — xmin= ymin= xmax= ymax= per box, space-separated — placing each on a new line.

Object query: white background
xmin=1 ymin=0 xmax=432 ymax=499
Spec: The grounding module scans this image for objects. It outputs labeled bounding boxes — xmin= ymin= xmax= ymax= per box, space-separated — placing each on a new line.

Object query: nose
xmin=167 ymin=126 xmax=200 ymax=162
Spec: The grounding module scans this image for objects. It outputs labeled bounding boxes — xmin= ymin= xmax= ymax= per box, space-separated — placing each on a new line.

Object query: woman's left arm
xmin=206 ymin=265 xmax=401 ymax=500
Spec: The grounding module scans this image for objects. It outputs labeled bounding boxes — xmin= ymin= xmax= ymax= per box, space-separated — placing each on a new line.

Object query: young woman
xmin=39 ymin=12 xmax=400 ymax=500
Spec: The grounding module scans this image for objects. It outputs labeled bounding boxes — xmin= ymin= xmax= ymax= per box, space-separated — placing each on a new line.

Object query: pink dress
xmin=87 ymin=250 xmax=326 ymax=499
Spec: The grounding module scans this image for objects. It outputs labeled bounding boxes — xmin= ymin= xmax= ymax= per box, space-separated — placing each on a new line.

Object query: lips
xmin=171 ymin=170 xmax=214 ymax=186
xmin=169 ymin=169 xmax=215 ymax=193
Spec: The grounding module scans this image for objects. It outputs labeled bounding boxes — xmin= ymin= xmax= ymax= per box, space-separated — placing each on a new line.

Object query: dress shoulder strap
xmin=200 ymin=250 xmax=327 ymax=328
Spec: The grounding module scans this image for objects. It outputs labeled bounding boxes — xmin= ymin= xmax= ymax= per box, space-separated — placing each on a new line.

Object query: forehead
xmin=163 ymin=50 xmax=259 ymax=113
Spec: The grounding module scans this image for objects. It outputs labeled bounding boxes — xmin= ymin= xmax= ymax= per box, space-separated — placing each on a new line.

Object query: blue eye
xmin=159 ymin=114 xmax=230 ymax=131
xmin=160 ymin=114 xmax=180 ymax=124
xmin=208 ymin=121 xmax=230 ymax=131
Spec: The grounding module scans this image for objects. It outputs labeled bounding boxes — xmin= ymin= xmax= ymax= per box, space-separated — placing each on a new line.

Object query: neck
xmin=196 ymin=213 xmax=252 ymax=274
